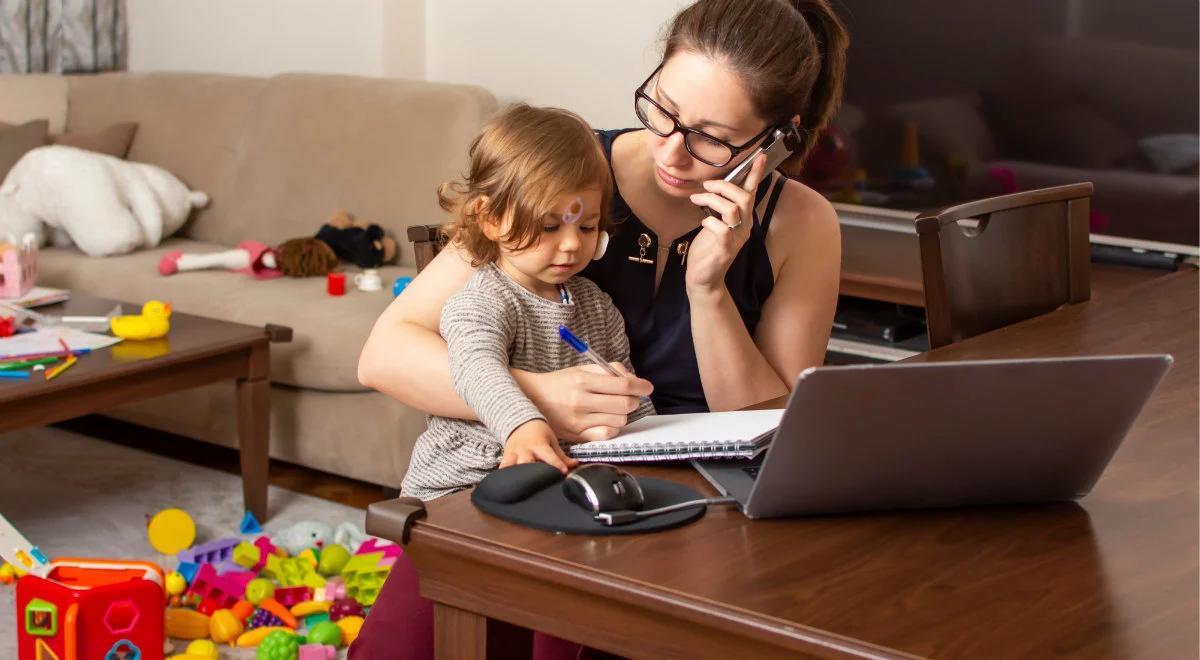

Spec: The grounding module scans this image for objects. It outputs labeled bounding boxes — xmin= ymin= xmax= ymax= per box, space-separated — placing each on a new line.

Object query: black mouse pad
xmin=471 ymin=464 xmax=706 ymax=535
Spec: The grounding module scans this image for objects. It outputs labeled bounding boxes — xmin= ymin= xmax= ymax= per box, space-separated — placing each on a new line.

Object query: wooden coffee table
xmin=0 ymin=293 xmax=290 ymax=521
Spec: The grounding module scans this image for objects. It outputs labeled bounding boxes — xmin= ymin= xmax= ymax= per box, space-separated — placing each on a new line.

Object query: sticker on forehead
xmin=562 ymin=196 xmax=584 ymax=224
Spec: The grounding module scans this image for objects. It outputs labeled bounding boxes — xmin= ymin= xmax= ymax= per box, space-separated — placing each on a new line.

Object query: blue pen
xmin=0 ymin=370 xmax=30 ymax=379
xmin=558 ymin=325 xmax=621 ymax=377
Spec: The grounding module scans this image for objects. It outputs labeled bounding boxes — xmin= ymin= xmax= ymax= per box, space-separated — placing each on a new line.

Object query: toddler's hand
xmin=500 ymin=419 xmax=579 ymax=474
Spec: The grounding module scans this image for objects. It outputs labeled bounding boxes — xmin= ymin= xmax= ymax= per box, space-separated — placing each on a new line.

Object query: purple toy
xmin=177 ymin=537 xmax=239 ymax=565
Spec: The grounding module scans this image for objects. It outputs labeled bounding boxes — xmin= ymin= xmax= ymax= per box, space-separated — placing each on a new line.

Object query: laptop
xmin=692 ymin=355 xmax=1172 ymax=518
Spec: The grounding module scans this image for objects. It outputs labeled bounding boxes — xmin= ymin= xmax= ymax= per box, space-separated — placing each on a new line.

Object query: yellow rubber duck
xmin=110 ymin=300 xmax=172 ymax=340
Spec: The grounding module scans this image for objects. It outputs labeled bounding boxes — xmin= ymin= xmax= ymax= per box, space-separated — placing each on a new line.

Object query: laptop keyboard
xmin=742 ymin=466 xmax=761 ymax=480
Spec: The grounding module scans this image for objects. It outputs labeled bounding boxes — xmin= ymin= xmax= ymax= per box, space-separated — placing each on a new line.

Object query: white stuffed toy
xmin=0 ymin=145 xmax=208 ymax=257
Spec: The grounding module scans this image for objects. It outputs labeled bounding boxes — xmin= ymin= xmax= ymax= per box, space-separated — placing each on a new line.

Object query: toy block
xmin=239 ymin=511 xmax=263 ymax=535
xmin=299 ymin=643 xmax=337 ymax=660
xmin=232 ymin=541 xmax=264 ymax=572
xmin=301 ymin=571 xmax=327 ymax=590
xmin=296 ymin=548 xmax=319 ymax=569
xmin=254 ymin=536 xmax=281 ymax=558
xmin=176 ymin=537 xmax=239 ymax=566
xmin=276 ymin=557 xmax=318 ymax=588
xmin=183 ymin=564 xmax=241 ymax=611
xmin=176 ymin=561 xmax=199 ymax=584
xmin=215 ymin=560 xmax=244 ymax=575
xmin=355 ymin=538 xmax=401 ymax=560
xmin=273 ymin=586 xmax=313 ymax=608
xmin=303 ymin=611 xmax=331 ymax=629
xmin=339 ymin=553 xmax=391 ymax=607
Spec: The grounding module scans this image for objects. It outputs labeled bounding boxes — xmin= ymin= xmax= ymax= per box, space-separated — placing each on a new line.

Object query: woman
xmin=353 ymin=0 xmax=847 ymax=657
xmin=361 ymin=0 xmax=846 ymax=436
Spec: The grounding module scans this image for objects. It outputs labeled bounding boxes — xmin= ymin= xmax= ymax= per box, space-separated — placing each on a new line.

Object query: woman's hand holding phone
xmin=685 ymin=152 xmax=768 ymax=296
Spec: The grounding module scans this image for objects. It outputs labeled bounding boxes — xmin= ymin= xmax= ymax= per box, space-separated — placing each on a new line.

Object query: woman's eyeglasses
xmin=633 ymin=65 xmax=774 ymax=168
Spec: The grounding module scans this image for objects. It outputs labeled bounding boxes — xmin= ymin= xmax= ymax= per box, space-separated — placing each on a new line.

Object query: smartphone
xmin=702 ymin=124 xmax=802 ymax=217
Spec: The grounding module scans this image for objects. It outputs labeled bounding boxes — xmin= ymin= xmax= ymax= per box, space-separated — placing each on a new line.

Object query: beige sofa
xmin=0 ymin=72 xmax=498 ymax=487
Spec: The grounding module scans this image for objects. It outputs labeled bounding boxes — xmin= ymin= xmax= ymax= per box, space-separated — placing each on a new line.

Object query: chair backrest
xmin=407 ymin=224 xmax=448 ymax=273
xmin=916 ymin=183 xmax=1093 ymax=349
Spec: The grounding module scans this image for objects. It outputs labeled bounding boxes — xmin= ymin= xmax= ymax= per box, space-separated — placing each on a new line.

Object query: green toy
xmin=317 ymin=543 xmax=351 ymax=576
xmin=246 ymin=578 xmax=276 ymax=605
xmin=256 ymin=629 xmax=301 ymax=660
xmin=307 ymin=620 xmax=343 ymax=648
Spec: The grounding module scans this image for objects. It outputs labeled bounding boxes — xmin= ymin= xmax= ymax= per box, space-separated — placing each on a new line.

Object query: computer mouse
xmin=562 ymin=464 xmax=645 ymax=513
xmin=474 ymin=463 xmax=564 ymax=504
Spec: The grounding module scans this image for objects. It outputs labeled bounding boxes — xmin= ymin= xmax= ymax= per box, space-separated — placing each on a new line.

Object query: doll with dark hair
xmin=158 ymin=209 xmax=398 ymax=278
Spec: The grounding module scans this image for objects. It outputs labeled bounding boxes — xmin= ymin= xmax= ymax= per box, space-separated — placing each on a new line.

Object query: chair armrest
xmin=366 ymin=496 xmax=427 ymax=545
xmin=407 ymin=224 xmax=448 ymax=274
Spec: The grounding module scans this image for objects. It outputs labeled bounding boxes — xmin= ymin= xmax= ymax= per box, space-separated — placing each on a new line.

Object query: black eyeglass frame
xmin=634 ymin=65 xmax=777 ymax=167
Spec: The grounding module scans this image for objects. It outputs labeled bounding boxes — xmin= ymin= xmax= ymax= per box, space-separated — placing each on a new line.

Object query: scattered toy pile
xmin=156 ymin=510 xmax=395 ymax=659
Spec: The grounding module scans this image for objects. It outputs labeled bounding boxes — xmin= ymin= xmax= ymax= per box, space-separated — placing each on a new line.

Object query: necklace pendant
xmin=628 ymin=233 xmax=655 ymax=265
xmin=676 ymin=241 xmax=689 ymax=266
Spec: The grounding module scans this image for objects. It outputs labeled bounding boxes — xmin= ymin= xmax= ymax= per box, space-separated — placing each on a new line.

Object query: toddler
xmin=400 ymin=104 xmax=655 ymax=501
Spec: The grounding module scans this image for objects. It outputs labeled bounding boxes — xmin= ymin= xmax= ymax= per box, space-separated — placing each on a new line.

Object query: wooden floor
xmin=58 ymin=415 xmax=387 ymax=511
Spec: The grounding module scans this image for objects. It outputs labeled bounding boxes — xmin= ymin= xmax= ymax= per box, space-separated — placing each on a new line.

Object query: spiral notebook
xmin=567 ymin=409 xmax=785 ymax=462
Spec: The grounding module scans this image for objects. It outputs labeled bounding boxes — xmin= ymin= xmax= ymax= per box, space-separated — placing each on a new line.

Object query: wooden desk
xmin=398 ymin=270 xmax=1197 ymax=659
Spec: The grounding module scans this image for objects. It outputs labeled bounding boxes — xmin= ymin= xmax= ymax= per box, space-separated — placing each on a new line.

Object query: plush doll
xmin=1 ymin=145 xmax=208 ymax=257
xmin=159 ymin=210 xmax=398 ymax=278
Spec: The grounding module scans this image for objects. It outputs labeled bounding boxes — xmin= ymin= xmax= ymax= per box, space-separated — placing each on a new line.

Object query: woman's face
xmin=644 ymin=50 xmax=767 ymax=198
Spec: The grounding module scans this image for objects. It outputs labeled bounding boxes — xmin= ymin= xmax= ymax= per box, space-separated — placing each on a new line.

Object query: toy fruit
xmin=246 ymin=577 xmax=276 ymax=604
xmin=316 ymin=543 xmax=350 ymax=575
xmin=210 ymin=608 xmax=244 ymax=644
xmin=147 ymin=508 xmax=195 ymax=554
xmin=256 ymin=629 xmax=301 ymax=660
xmin=307 ymin=620 xmax=343 ymax=648
xmin=165 ymin=571 xmax=188 ymax=596
xmin=185 ymin=640 xmax=219 ymax=658
xmin=236 ymin=626 xmax=291 ymax=647
xmin=166 ymin=607 xmax=212 ymax=639
xmin=336 ymin=615 xmax=364 ymax=646
xmin=111 ymin=299 xmax=172 ymax=340
xmin=328 ymin=597 xmax=364 ymax=621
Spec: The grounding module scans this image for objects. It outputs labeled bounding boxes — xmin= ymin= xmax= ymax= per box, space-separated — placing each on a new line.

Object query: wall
xmin=126 ymin=0 xmax=424 ymax=79
xmin=424 ymin=1 xmax=689 ymax=128
xmin=126 ymin=0 xmax=686 ymax=127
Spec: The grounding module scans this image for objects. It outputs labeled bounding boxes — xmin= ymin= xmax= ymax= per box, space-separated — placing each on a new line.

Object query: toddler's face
xmin=497 ymin=188 xmax=603 ymax=298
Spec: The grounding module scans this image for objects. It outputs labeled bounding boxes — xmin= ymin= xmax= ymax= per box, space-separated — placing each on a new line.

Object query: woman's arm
xmin=358 ymin=244 xmax=479 ymax=419
xmin=688 ymin=180 xmax=841 ymax=411
xmin=358 ymin=243 xmax=654 ymax=437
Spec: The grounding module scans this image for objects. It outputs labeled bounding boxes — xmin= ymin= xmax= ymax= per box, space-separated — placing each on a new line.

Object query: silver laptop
xmin=693 ymin=355 xmax=1172 ymax=518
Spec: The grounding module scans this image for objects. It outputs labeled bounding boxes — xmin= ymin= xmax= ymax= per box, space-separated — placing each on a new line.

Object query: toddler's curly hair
xmin=438 ymin=104 xmax=613 ymax=266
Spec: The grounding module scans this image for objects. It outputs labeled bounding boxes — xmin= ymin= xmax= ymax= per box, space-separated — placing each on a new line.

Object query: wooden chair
xmin=916 ymin=182 xmax=1094 ymax=349
xmin=407 ymin=224 xmax=449 ymax=274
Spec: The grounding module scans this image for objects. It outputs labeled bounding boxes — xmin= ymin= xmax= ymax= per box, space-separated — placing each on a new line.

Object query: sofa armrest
xmin=407 ymin=224 xmax=448 ymax=274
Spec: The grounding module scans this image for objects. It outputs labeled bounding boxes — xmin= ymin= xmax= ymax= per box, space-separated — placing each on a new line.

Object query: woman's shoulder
xmin=763 ymin=176 xmax=841 ymax=273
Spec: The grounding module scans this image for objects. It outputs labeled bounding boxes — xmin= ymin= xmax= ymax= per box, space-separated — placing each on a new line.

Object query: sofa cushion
xmin=0 ymin=119 xmax=49 ymax=181
xmin=0 ymin=74 xmax=68 ymax=133
xmin=51 ymin=121 xmax=138 ymax=158
xmin=65 ymin=73 xmax=268 ymax=242
xmin=211 ymin=73 xmax=497 ymax=265
xmin=37 ymin=238 xmax=417 ymax=392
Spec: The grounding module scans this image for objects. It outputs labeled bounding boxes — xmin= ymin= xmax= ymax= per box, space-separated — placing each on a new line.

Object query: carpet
xmin=0 ymin=426 xmax=366 ymax=658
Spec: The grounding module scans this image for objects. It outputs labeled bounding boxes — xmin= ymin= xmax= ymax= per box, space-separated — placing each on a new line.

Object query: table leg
xmin=435 ymin=602 xmax=487 ymax=660
xmin=237 ymin=343 xmax=270 ymax=521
